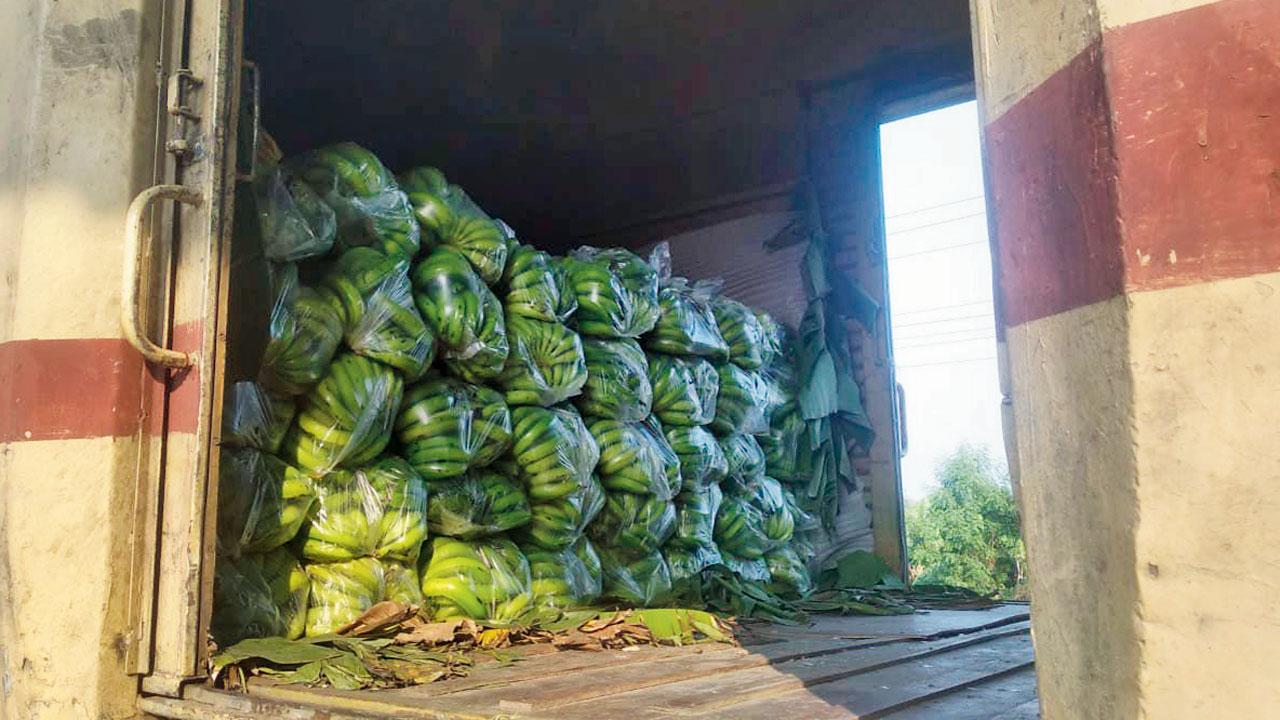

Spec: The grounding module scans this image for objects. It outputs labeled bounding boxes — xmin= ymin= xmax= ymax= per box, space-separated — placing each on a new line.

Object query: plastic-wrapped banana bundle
xmin=664 ymin=425 xmax=728 ymax=491
xmin=576 ymin=338 xmax=652 ymax=422
xmin=712 ymin=296 xmax=766 ymax=370
xmin=212 ymin=555 xmax=286 ymax=646
xmin=249 ymin=547 xmax=310 ymax=639
xmin=510 ymin=405 xmax=599 ymax=501
xmin=499 ymin=242 xmax=576 ymax=323
xmin=399 ymin=166 xmax=510 ymax=285
xmin=305 ymin=556 xmax=385 ymax=636
xmin=382 ymin=559 xmax=426 ymax=607
xmin=709 ymin=363 xmax=770 ymax=435
xmin=716 ymin=476 xmax=795 ymax=562
xmin=217 ymin=447 xmax=317 ymax=557
xmin=588 ymin=417 xmax=681 ymax=499
xmin=765 ymin=546 xmax=813 ymax=599
xmin=523 ymin=536 xmax=603 ymax=611
xmin=720 ymin=433 xmax=766 ymax=480
xmin=251 ymin=162 xmax=336 ymax=262
xmin=665 ymin=544 xmax=723 ymax=592
xmin=756 ymin=310 xmax=791 ymax=369
xmin=648 ymin=354 xmax=719 ymax=427
xmin=395 ymin=375 xmax=512 ymax=480
xmin=670 ymin=483 xmax=722 ymax=551
xmin=517 ymin=473 xmax=606 ymax=550
xmin=411 ymin=247 xmax=509 ymax=381
xmin=322 ymin=247 xmax=435 ymax=380
xmin=497 ymin=314 xmax=588 ymax=406
xmin=598 ymin=546 xmax=672 ymax=608
xmin=259 ymin=263 xmax=343 ymax=395
xmin=222 ymin=380 xmax=297 ymax=454
xmin=289 ymin=142 xmax=420 ymax=259
xmin=420 ymin=536 xmax=533 ymax=623
xmin=426 ymin=472 xmax=531 ymax=539
xmin=758 ymin=403 xmax=805 ymax=483
xmin=563 ymin=246 xmax=660 ymax=338
xmin=280 ymin=352 xmax=404 ymax=473
xmin=295 ymin=456 xmax=429 ymax=563
xmin=643 ymin=278 xmax=729 ymax=360
xmin=589 ymin=490 xmax=676 ymax=555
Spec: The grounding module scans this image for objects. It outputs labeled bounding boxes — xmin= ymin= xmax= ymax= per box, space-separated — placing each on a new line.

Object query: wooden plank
xmin=991 ymin=699 xmax=1043 ymax=720
xmin=794 ymin=605 xmax=1030 ymax=640
xmin=880 ymin=666 xmax=1039 ymax=719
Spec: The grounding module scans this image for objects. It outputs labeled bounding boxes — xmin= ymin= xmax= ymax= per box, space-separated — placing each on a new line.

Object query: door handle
xmin=121 ymin=184 xmax=203 ymax=368
xmin=896 ymin=381 xmax=908 ymax=456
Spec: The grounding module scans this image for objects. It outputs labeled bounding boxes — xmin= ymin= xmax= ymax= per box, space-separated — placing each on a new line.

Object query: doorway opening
xmin=878 ymin=100 xmax=1025 ymax=599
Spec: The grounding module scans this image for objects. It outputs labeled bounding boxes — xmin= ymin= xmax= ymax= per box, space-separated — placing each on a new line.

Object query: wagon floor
xmin=175 ymin=604 xmax=1036 ymax=719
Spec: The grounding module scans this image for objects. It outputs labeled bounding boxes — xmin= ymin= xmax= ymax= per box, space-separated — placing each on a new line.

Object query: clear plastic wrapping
xmin=564 ymin=246 xmax=660 ymax=338
xmin=723 ymin=554 xmax=771 ymax=582
xmin=765 ymin=546 xmax=813 ymax=598
xmin=517 ymin=473 xmax=606 ymax=550
xmin=709 ymin=363 xmax=769 ymax=435
xmin=720 ymin=433 xmax=766 ymax=480
xmin=222 ymin=380 xmax=297 ymax=454
xmin=712 ymin=296 xmax=766 ymax=370
xmin=510 ymin=406 xmax=599 ymax=502
xmin=598 ymin=546 xmax=672 ymax=608
xmin=305 ymin=557 xmax=385 ymax=636
xmin=756 ymin=311 xmax=790 ymax=369
xmin=670 ymin=483 xmax=723 ymax=550
xmin=280 ymin=352 xmax=404 ymax=474
xmin=500 ymin=242 xmax=576 ymax=323
xmin=576 ymin=338 xmax=652 ymax=422
xmin=589 ymin=490 xmax=676 ymax=555
xmin=322 ymin=247 xmax=435 ymax=381
xmin=259 ymin=263 xmax=344 ymax=395
xmin=250 ymin=547 xmax=310 ymax=639
xmin=410 ymin=247 xmax=509 ymax=380
xmin=665 ymin=544 xmax=723 ymax=589
xmin=647 ymin=354 xmax=719 ymax=427
xmin=664 ymin=424 xmax=728 ymax=491
xmin=644 ymin=278 xmax=729 ymax=359
xmin=289 ymin=142 xmax=420 ymax=259
xmin=419 ymin=536 xmax=533 ymax=623
xmin=296 ymin=456 xmax=430 ymax=563
xmin=217 ymin=447 xmax=317 ymax=558
xmin=426 ymin=472 xmax=531 ymax=539
xmin=714 ymin=490 xmax=770 ymax=560
xmin=395 ymin=375 xmax=512 ymax=480
xmin=497 ymin=315 xmax=588 ymax=406
xmin=524 ymin=536 xmax=603 ymax=611
xmin=399 ymin=166 xmax=510 ymax=285
xmin=589 ymin=417 xmax=681 ymax=499
xmin=759 ymin=402 xmax=805 ymax=483
xmin=382 ymin=559 xmax=426 ymax=607
xmin=252 ymin=163 xmax=336 ymax=262
xmin=212 ymin=555 xmax=286 ymax=646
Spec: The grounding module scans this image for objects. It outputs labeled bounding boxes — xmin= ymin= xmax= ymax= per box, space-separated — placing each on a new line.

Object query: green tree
xmin=905 ymin=445 xmax=1025 ymax=598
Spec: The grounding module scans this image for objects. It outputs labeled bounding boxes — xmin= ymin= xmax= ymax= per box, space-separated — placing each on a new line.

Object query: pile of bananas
xmin=212 ymin=555 xmax=289 ymax=646
xmin=589 ymin=490 xmax=676 ymax=554
xmin=751 ymin=476 xmax=796 ymax=546
xmin=426 ymin=472 xmax=531 ymax=539
xmin=295 ymin=456 xmax=430 ymax=563
xmin=216 ymin=448 xmax=317 ymax=557
xmin=498 ymin=315 xmax=588 ymax=406
xmin=710 ymin=363 xmax=769 ymax=435
xmin=524 ymin=537 xmax=603 ymax=610
xmin=759 ymin=405 xmax=806 ymax=483
xmin=251 ymin=547 xmax=310 ymax=639
xmin=720 ymin=433 xmax=766 ymax=480
xmin=420 ymin=537 xmax=532 ymax=622
xmin=713 ymin=493 xmax=769 ymax=560
xmin=563 ymin=247 xmax=660 ymax=338
xmin=382 ymin=559 xmax=426 ymax=606
xmin=305 ymin=556 xmax=385 ymax=636
xmin=648 ymin=354 xmax=719 ymax=427
xmin=589 ymin=417 xmax=682 ymax=498
xmin=222 ymin=381 xmax=297 ymax=455
xmin=510 ymin=406 xmax=599 ymax=502
xmin=289 ymin=143 xmax=420 ymax=259
xmin=500 ymin=242 xmax=577 ymax=322
xmin=764 ymin=546 xmax=812 ymax=599
xmin=664 ymin=425 xmax=727 ymax=491
xmin=576 ymin=338 xmax=652 ymax=422
xmin=670 ymin=484 xmax=722 ymax=551
xmin=712 ymin=296 xmax=766 ymax=370
xmin=517 ymin=473 xmax=605 ymax=550
xmin=411 ymin=247 xmax=509 ymax=381
xmin=598 ymin=546 xmax=672 ymax=608
xmin=252 ymin=161 xmax=336 ymax=262
xmin=322 ymin=247 xmax=435 ymax=380
xmin=399 ymin=166 xmax=510 ymax=285
xmin=260 ymin=264 xmax=343 ymax=395
xmin=280 ymin=352 xmax=404 ymax=473
xmin=643 ymin=279 xmax=728 ymax=359
xmin=395 ymin=376 xmax=512 ymax=480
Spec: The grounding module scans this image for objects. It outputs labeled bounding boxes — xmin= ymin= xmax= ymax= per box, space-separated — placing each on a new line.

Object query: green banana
xmin=382 ymin=559 xmax=426 ymax=606
xmin=665 ymin=544 xmax=723 ymax=588
xmin=499 ymin=242 xmax=576 ymax=322
xmin=246 ymin=547 xmax=310 ymax=640
xmin=643 ymin=279 xmax=728 ymax=359
xmin=598 ymin=546 xmax=672 ymax=608
xmin=756 ymin=310 xmax=791 ymax=368
xmin=411 ymin=247 xmax=509 ymax=379
xmin=259 ymin=264 xmax=344 ymax=395
xmin=419 ymin=536 xmax=532 ymax=622
xmin=221 ymin=380 xmax=297 ymax=456
xmin=764 ymin=546 xmax=813 ymax=599
xmin=647 ymin=354 xmax=719 ymax=427
xmin=521 ymin=536 xmax=602 ymax=610
xmin=562 ymin=247 xmax=659 ymax=338
xmin=497 ymin=314 xmax=588 ymax=406
xmin=670 ymin=484 xmax=723 ymax=550
xmin=295 ymin=456 xmax=428 ymax=563
xmin=575 ymin=338 xmax=652 ymax=422
xmin=395 ymin=375 xmax=513 ymax=480
xmin=509 ymin=406 xmax=599 ymax=502
xmin=588 ymin=490 xmax=676 ymax=554
xmin=212 ymin=555 xmax=286 ymax=645
xmin=588 ymin=416 xmax=681 ymax=499
xmin=759 ymin=404 xmax=805 ymax=483
xmin=252 ymin=163 xmax=336 ymax=262
xmin=712 ymin=296 xmax=766 ymax=370
xmin=216 ymin=447 xmax=317 ymax=557
xmin=664 ymin=425 xmax=727 ymax=491
xmin=304 ymin=557 xmax=385 ymax=636
xmin=720 ymin=433 xmax=766 ymax=480
xmin=398 ymin=166 xmax=509 ymax=285
xmin=515 ymin=473 xmax=605 ymax=550
xmin=709 ymin=363 xmax=769 ymax=435
xmin=425 ymin=472 xmax=531 ymax=539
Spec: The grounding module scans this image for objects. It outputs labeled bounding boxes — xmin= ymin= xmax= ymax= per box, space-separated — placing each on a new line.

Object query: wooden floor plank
xmin=991 ymin=699 xmax=1044 ymax=719
xmin=880 ymin=666 xmax=1039 ymax=719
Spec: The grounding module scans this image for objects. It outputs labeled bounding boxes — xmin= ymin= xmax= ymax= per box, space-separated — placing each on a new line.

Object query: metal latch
xmin=165 ymin=68 xmax=203 ymax=159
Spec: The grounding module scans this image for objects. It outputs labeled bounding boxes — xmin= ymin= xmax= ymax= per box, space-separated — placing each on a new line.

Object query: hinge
xmin=165 ymin=68 xmax=204 ymax=160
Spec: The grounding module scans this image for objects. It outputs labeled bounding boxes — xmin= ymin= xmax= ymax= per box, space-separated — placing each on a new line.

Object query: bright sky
xmin=878 ymin=101 xmax=1007 ymax=503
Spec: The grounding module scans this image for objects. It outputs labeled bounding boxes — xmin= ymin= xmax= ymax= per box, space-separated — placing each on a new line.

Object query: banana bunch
xmin=289 ymin=142 xmax=420 ymax=259
xmin=260 ymin=264 xmax=343 ymax=395
xmin=304 ymin=556 xmax=385 ymax=636
xmin=665 ymin=544 xmax=723 ymax=589
xmin=598 ymin=546 xmax=672 ymax=608
xmin=760 ymin=405 xmax=805 ymax=483
xmin=712 ymin=296 xmax=766 ymax=370
xmin=322 ymin=247 xmax=435 ymax=380
xmin=420 ymin=537 xmax=532 ymax=622
xmin=253 ymin=163 xmax=336 ymax=262
xmin=523 ymin=536 xmax=603 ymax=610
xmin=756 ymin=310 xmax=791 ymax=368
xmin=497 ymin=315 xmax=588 ymax=406
xmin=500 ymin=242 xmax=576 ymax=322
xmin=720 ymin=433 xmax=766 ymax=480
xmin=222 ymin=380 xmax=297 ymax=455
xmin=563 ymin=247 xmax=660 ymax=338
xmin=782 ymin=486 xmax=819 ymax=534
xmin=382 ymin=559 xmax=426 ymax=607
xmin=212 ymin=555 xmax=286 ymax=645
xmin=745 ymin=476 xmax=795 ymax=546
xmin=664 ymin=425 xmax=727 ymax=491
xmin=588 ymin=490 xmax=676 ymax=554
xmin=280 ymin=352 xmax=404 ymax=473
xmin=396 ymin=376 xmax=512 ymax=480
xmin=517 ymin=473 xmax=605 ymax=550
xmin=709 ymin=363 xmax=769 ymax=435
xmin=589 ymin=417 xmax=681 ymax=499
xmin=648 ymin=354 xmax=719 ymax=427
xmin=411 ymin=247 xmax=509 ymax=380
xmin=399 ymin=166 xmax=509 ymax=285
xmin=713 ymin=493 xmax=769 ymax=560
xmin=510 ymin=406 xmax=599 ymax=502
xmin=643 ymin=279 xmax=728 ymax=359
xmin=670 ymin=484 xmax=723 ymax=550
xmin=249 ymin=547 xmax=310 ymax=639
xmin=765 ymin=546 xmax=813 ymax=599
xmin=296 ymin=456 xmax=430 ymax=563
xmin=576 ymin=338 xmax=652 ymax=422
xmin=216 ymin=448 xmax=317 ymax=557
xmin=426 ymin=472 xmax=531 ymax=539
